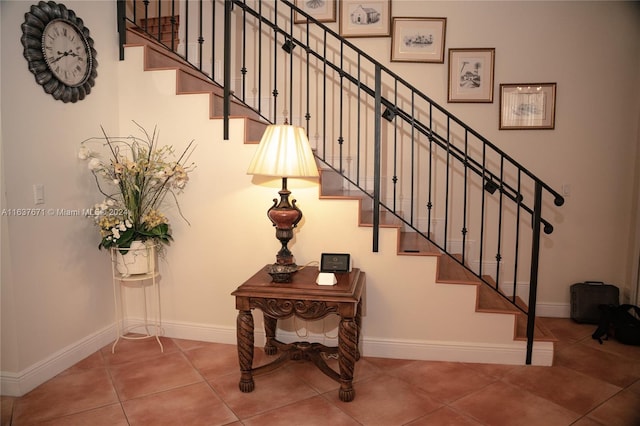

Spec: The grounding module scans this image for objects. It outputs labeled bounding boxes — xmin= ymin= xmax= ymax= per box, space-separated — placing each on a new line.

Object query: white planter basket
xmin=114 ymin=240 xmax=156 ymax=276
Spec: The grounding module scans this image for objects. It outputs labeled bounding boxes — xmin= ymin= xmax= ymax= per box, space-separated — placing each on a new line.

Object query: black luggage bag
xmin=570 ymin=281 xmax=619 ymax=324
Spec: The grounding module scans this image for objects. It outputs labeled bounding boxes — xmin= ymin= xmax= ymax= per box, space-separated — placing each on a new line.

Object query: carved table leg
xmin=355 ymin=299 xmax=363 ymax=361
xmin=237 ymin=310 xmax=255 ymax=392
xmin=263 ymin=314 xmax=278 ymax=355
xmin=338 ymin=316 xmax=358 ymax=402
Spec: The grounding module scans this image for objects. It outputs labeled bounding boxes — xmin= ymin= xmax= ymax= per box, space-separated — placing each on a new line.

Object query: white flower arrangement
xmin=80 ymin=122 xmax=195 ymax=250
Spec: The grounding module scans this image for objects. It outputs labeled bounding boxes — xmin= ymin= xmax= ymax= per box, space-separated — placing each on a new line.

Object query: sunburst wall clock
xmin=21 ymin=1 xmax=98 ymax=103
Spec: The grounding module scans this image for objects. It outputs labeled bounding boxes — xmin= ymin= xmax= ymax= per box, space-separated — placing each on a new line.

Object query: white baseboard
xmin=361 ymin=336 xmax=553 ymax=366
xmin=536 ymin=302 xmax=571 ymax=318
xmin=159 ymin=320 xmax=237 ymax=345
xmin=0 ymin=324 xmax=116 ymax=397
xmin=494 ymin=279 xmax=571 ymax=319
xmin=1 ymin=317 xmax=557 ymax=397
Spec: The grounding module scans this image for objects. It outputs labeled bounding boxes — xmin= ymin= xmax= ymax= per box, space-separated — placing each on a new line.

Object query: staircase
xmin=116 ymin=0 xmax=562 ymax=365
xmin=320 ymin=168 xmax=556 ymax=345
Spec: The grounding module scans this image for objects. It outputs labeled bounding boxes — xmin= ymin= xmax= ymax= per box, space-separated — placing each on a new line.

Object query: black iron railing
xmin=117 ymin=0 xmax=564 ymax=364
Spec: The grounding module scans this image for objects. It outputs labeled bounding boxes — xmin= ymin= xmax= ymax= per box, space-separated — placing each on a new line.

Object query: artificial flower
xmin=80 ymin=122 xmax=195 ymax=250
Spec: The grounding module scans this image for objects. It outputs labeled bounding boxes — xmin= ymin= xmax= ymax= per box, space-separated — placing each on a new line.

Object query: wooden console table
xmin=231 ymin=265 xmax=365 ymax=402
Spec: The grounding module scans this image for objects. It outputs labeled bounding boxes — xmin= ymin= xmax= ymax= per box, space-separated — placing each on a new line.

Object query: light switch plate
xmin=33 ymin=184 xmax=45 ymax=205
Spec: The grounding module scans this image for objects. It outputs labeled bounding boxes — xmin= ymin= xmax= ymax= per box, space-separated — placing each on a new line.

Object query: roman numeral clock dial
xmin=43 ymin=20 xmax=89 ymax=87
xmin=21 ymin=1 xmax=98 ymax=103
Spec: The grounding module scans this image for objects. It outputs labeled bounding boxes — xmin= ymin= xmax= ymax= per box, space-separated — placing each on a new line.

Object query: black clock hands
xmin=50 ymin=50 xmax=80 ymax=64
xmin=49 ymin=53 xmax=66 ymax=64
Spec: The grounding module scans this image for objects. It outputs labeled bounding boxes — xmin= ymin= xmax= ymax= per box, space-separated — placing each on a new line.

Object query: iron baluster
xmin=156 ymin=1 xmax=161 ymax=41
xmin=427 ymin=104 xmax=434 ymax=239
xmin=526 ymin=182 xmax=544 ymax=365
xmin=479 ymin=143 xmax=487 ymax=278
xmin=240 ymin=0 xmax=247 ymax=101
xmin=143 ymin=0 xmax=149 ymax=32
xmin=461 ymin=130 xmax=469 ymax=264
xmin=257 ymin=0 xmax=263 ymax=114
xmin=373 ymin=65 xmax=382 ymax=253
xmin=512 ymin=170 xmax=523 ymax=303
xmin=223 ymin=0 xmax=231 ymax=139
xmin=444 ymin=117 xmax=451 ymax=253
xmin=170 ymin=1 xmax=176 ymax=51
xmin=338 ymin=40 xmax=344 ymax=176
xmin=117 ymin=0 xmax=125 ymax=60
xmin=495 ymin=156 xmax=505 ymax=291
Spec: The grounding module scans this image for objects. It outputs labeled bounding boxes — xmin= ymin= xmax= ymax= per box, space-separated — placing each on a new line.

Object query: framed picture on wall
xmin=339 ymin=0 xmax=391 ymax=38
xmin=448 ymin=48 xmax=495 ymax=103
xmin=391 ymin=17 xmax=446 ymax=63
xmin=294 ymin=0 xmax=337 ymax=24
xmin=499 ymin=83 xmax=557 ymax=130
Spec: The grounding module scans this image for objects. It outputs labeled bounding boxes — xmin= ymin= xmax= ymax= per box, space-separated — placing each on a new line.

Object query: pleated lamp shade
xmin=247 ymin=124 xmax=319 ymax=178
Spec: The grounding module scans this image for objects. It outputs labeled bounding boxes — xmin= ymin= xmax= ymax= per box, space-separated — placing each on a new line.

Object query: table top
xmin=232 ymin=266 xmax=364 ymax=303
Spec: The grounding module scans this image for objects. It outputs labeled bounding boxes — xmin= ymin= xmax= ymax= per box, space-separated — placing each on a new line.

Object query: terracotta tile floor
xmin=2 ymin=318 xmax=640 ymax=425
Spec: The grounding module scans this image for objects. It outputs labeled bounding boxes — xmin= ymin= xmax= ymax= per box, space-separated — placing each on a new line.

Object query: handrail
xmin=117 ymin=0 xmax=564 ymax=364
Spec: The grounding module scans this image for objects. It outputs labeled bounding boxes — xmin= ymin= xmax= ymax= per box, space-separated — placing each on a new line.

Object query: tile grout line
xmin=176 ymin=339 xmax=245 ymax=424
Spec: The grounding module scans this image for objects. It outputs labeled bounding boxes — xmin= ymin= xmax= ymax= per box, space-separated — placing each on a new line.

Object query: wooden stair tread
xmin=126 ymin=27 xmax=190 ymax=69
xmin=125 ymin=27 xmax=268 ymax=144
xmin=476 ymin=285 xmax=556 ymax=341
xmin=359 ymin=209 xmax=402 ymax=228
xmin=319 ymin=187 xmax=366 ymax=199
xmin=436 ymin=255 xmax=482 ymax=285
xmin=476 ymin=284 xmax=520 ymax=314
xmin=398 ymin=231 xmax=440 ymax=255
xmin=515 ymin=314 xmax=558 ymax=342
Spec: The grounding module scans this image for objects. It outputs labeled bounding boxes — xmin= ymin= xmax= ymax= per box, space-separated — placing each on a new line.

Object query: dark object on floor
xmin=592 ymin=304 xmax=640 ymax=345
xmin=570 ymin=281 xmax=619 ymax=324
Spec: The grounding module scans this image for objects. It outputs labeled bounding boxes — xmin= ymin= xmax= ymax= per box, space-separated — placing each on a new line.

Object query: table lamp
xmin=247 ymin=120 xmax=319 ymax=283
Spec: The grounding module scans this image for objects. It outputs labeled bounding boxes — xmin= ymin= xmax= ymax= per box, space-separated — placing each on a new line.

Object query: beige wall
xmin=1 ymin=0 xmax=120 ymax=387
xmin=1 ymin=0 xmax=639 ymax=394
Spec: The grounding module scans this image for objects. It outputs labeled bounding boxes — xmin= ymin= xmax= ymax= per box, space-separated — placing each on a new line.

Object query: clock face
xmin=21 ymin=1 xmax=98 ymax=103
xmin=42 ymin=19 xmax=90 ymax=87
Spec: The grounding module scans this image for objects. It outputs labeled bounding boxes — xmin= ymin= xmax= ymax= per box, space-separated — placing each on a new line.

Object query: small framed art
xmin=339 ymin=0 xmax=391 ymax=38
xmin=448 ymin=48 xmax=495 ymax=103
xmin=391 ymin=17 xmax=446 ymax=63
xmin=294 ymin=0 xmax=336 ymax=24
xmin=499 ymin=83 xmax=557 ymax=130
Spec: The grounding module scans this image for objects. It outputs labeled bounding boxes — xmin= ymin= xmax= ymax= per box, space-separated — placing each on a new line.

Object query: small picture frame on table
xmin=448 ymin=48 xmax=495 ymax=103
xmin=499 ymin=83 xmax=557 ymax=130
xmin=294 ymin=0 xmax=337 ymax=24
xmin=339 ymin=0 xmax=391 ymax=38
xmin=391 ymin=17 xmax=446 ymax=63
